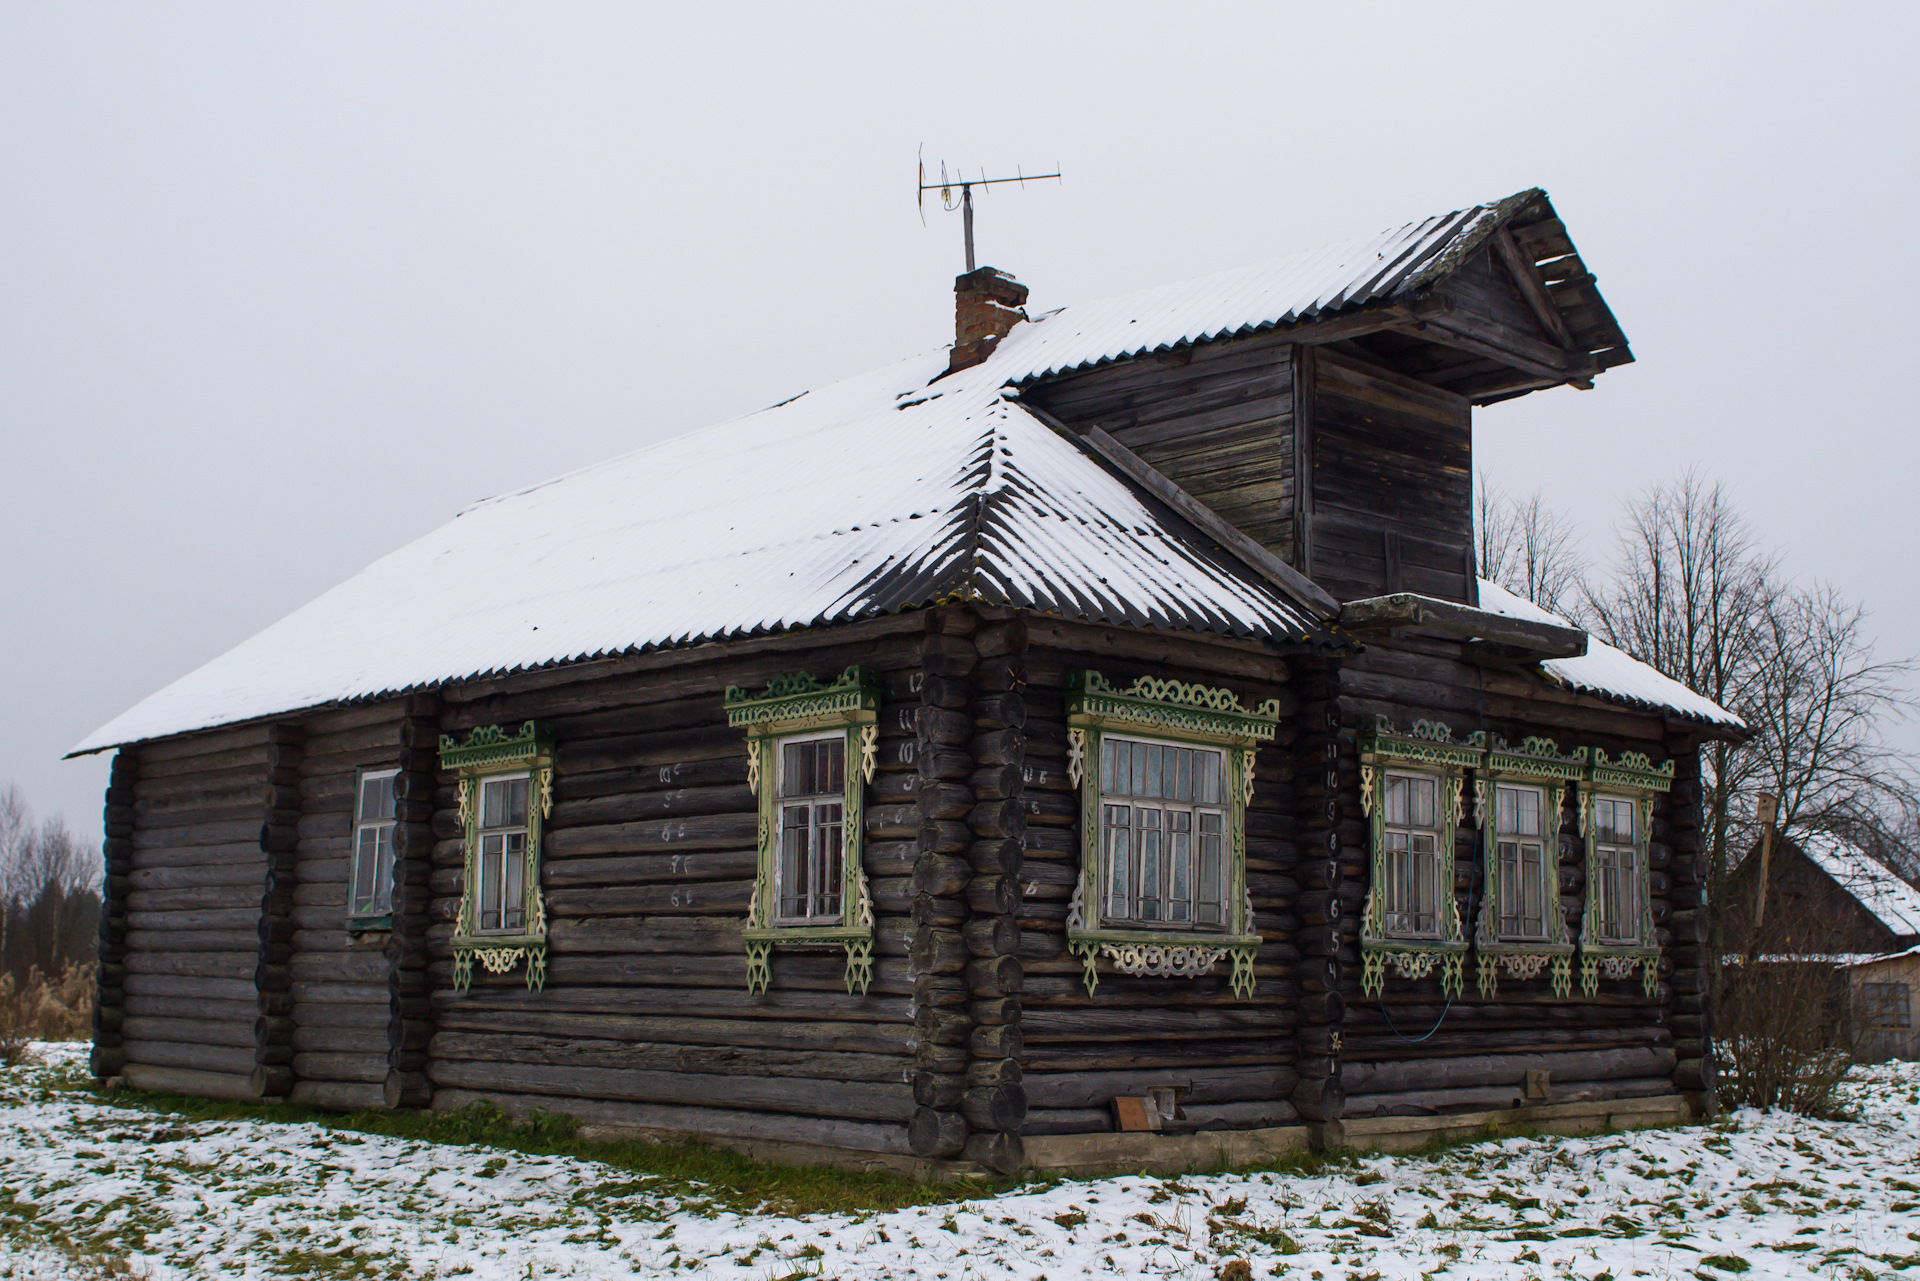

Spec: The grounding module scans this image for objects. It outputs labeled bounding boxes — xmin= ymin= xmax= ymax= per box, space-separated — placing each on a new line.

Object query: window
xmin=1098 ymin=736 xmax=1229 ymax=930
xmin=1494 ymin=783 xmax=1551 ymax=941
xmin=1862 ymin=982 xmax=1912 ymax=1030
xmin=1380 ymin=771 xmax=1443 ymax=938
xmin=1577 ymin=750 xmax=1673 ymax=998
xmin=474 ymin=773 xmax=531 ymax=934
xmin=776 ymin=735 xmax=845 ymax=925
xmin=1590 ymin=795 xmax=1641 ymax=945
xmin=726 ymin=667 xmax=880 ymax=997
xmin=1359 ymin=718 xmax=1475 ymax=1000
xmin=347 ymin=769 xmax=398 ymax=922
xmin=1064 ymin=671 xmax=1275 ymax=999
xmin=440 ymin=721 xmax=554 ymax=993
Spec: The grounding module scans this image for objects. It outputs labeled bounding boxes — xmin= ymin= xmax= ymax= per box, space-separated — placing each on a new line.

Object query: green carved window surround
xmin=725 ymin=667 xmax=880 ymax=997
xmin=1359 ymin=717 xmax=1478 ymax=1000
xmin=1064 ymin=670 xmax=1278 ymax=1000
xmin=441 ymin=721 xmax=555 ymax=994
xmin=1577 ymin=750 xmax=1672 ymax=997
xmin=1473 ymin=737 xmax=1585 ymax=999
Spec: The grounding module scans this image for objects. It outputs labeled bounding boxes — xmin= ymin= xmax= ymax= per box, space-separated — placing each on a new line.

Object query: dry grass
xmin=0 ymin=962 xmax=95 ymax=1064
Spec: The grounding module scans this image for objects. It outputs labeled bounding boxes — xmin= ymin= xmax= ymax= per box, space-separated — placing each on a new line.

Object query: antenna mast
xmin=918 ymin=155 xmax=1061 ymax=272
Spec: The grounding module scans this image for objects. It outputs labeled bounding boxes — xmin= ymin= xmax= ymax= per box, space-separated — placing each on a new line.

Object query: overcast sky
xmin=4 ymin=4 xmax=1916 ymax=836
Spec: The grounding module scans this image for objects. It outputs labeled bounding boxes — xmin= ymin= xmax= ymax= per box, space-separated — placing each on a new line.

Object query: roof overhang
xmin=1339 ymin=592 xmax=1588 ymax=660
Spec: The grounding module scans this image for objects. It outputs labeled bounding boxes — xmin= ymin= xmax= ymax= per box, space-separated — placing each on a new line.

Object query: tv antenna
xmin=918 ymin=151 xmax=1061 ymax=273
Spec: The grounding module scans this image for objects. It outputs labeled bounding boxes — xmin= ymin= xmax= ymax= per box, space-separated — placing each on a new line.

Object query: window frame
xmin=1359 ymin=717 xmax=1477 ymax=1000
xmin=771 ymin=730 xmax=850 ymax=928
xmin=1064 ymin=671 xmax=1276 ymax=999
xmin=1094 ymin=732 xmax=1233 ymax=932
xmin=346 ymin=766 xmax=400 ymax=929
xmin=1576 ymin=749 xmax=1673 ymax=997
xmin=726 ymin=667 xmax=879 ymax=997
xmin=1472 ymin=737 xmax=1583 ymax=999
xmin=440 ymin=721 xmax=555 ymax=993
xmin=1862 ymin=981 xmax=1912 ymax=1030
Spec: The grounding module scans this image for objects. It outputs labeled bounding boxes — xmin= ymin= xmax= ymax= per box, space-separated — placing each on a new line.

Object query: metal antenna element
xmin=918 ymin=151 xmax=1061 ymax=273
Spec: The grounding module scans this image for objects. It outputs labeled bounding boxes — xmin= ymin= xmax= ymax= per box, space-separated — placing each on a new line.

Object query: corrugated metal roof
xmin=1800 ymin=834 xmax=1920 ymax=938
xmin=1474 ymin=581 xmax=1745 ymax=729
xmin=992 ymin=194 xmax=1527 ymax=383
xmin=74 ymin=352 xmax=1328 ymax=753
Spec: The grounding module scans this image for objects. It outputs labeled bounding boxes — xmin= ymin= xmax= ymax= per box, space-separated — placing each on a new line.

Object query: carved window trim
xmin=1577 ymin=750 xmax=1672 ymax=997
xmin=1358 ymin=717 xmax=1478 ymax=1000
xmin=1473 ymin=737 xmax=1585 ymax=999
xmin=441 ymin=721 xmax=555 ymax=993
xmin=1063 ymin=670 xmax=1277 ymax=999
xmin=725 ymin=667 xmax=880 ymax=996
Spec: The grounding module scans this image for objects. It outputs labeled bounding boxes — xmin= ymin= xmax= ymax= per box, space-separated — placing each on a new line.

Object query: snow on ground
xmin=1 ymin=1044 xmax=1917 ymax=1279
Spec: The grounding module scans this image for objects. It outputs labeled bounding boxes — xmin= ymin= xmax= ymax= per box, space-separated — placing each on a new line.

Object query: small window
xmin=475 ymin=772 xmax=531 ymax=934
xmin=1381 ymin=771 xmax=1443 ymax=939
xmin=1098 ymin=735 xmax=1229 ymax=930
xmin=1591 ymin=795 xmax=1641 ymax=945
xmin=348 ymin=769 xmax=399 ymax=921
xmin=775 ymin=735 xmax=845 ymax=925
xmin=1863 ymin=982 xmax=1913 ymax=1030
xmin=1494 ymin=782 xmax=1552 ymax=941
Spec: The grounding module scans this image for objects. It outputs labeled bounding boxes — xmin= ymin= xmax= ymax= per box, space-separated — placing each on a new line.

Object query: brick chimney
xmin=948 ymin=267 xmax=1029 ymax=374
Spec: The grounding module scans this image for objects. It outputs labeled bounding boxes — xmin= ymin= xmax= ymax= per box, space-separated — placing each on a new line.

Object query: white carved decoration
xmin=1598 ymin=956 xmax=1641 ymax=979
xmin=745 ymin=742 xmax=761 ymax=797
xmin=1359 ymin=763 xmax=1375 ymax=816
xmin=858 ymin=724 xmax=878 ymax=784
xmin=1067 ymin=727 xmax=1088 ymax=787
xmin=1501 ymin=953 xmax=1550 ymax=980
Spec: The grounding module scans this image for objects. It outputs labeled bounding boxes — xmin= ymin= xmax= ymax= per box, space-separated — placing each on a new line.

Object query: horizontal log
xmin=291 ymin=1026 xmax=390 ymax=1054
xmin=544 ymin=813 xmax=757 ymax=859
xmin=122 ymin=1039 xmax=257 ymax=1075
xmin=121 ymin=1063 xmax=255 ymax=1101
xmin=288 ymin=1080 xmax=387 ymax=1111
xmin=1023 ymin=1006 xmax=1292 ymax=1041
xmin=546 ymin=915 xmax=746 ymax=954
xmin=437 ymin=984 xmax=908 ymax=1024
xmin=433 ymin=1087 xmax=912 ymax=1156
xmin=292 ymin=1052 xmax=389 ymax=1084
xmin=541 ymin=849 xmax=758 ymax=889
xmin=128 ymin=862 xmax=266 ymax=892
xmin=908 ymin=1107 xmax=966 ymax=1158
xmin=1341 ymin=1046 xmax=1676 ymax=1095
xmin=431 ymin=1031 xmax=907 ymax=1082
xmin=124 ymin=995 xmax=257 ymax=1024
xmin=124 ymin=973 xmax=256 ymax=1003
xmin=120 ymin=1017 xmax=253 ymax=1048
xmin=125 ymin=952 xmax=255 ymax=980
xmin=430 ymin=1059 xmax=912 ymax=1123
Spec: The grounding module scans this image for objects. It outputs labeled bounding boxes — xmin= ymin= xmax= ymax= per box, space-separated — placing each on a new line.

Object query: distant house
xmin=1725 ymin=833 xmax=1920 ymax=1060
xmin=76 ymin=188 xmax=1745 ymax=1175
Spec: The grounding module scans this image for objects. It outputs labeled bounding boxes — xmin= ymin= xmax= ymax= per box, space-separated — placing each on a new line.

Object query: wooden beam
xmin=1338 ymin=592 xmax=1587 ymax=658
xmin=1289 ymin=344 xmax=1315 ymax=580
xmin=1076 ymin=425 xmax=1342 ymax=620
xmin=1387 ymin=315 xmax=1595 ymax=391
xmin=1490 ymin=226 xmax=1577 ymax=350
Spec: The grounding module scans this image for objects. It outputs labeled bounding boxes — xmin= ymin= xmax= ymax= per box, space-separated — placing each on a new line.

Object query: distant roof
xmin=1798 ymin=833 xmax=1920 ymax=938
xmin=1473 ymin=581 xmax=1745 ymax=729
xmin=74 ymin=351 xmax=1332 ymax=754
xmin=992 ymin=187 xmax=1627 ymax=384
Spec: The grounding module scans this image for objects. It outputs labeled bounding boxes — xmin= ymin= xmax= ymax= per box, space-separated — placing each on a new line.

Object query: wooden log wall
xmin=252 ymin=723 xmax=302 ymax=1099
xmin=1333 ymin=636 xmax=1684 ymax=1118
xmin=1662 ymin=734 xmax=1713 ymax=1109
xmin=1290 ymin=656 xmax=1346 ymax=1122
xmin=385 ymin=698 xmax=440 ymax=1108
xmin=421 ymin=617 xmax=931 ymax=1157
xmin=91 ymin=750 xmax=135 ymax=1079
xmin=285 ymin=705 xmax=410 ymax=1111
xmin=1021 ymin=331 xmax=1300 ymax=562
xmin=1014 ymin=619 xmax=1303 ymax=1137
xmin=117 ymin=725 xmax=273 ymax=1101
xmin=1309 ymin=349 xmax=1473 ymax=605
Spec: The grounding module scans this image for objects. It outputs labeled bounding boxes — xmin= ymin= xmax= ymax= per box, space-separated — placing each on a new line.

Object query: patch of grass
xmin=88 ymin=1084 xmax=1013 ymax=1216
xmin=1699 ymin=1256 xmax=1751 ymax=1273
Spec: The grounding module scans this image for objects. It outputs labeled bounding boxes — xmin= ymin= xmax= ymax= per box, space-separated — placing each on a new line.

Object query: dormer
xmin=1014 ymin=189 xmax=1627 ymax=607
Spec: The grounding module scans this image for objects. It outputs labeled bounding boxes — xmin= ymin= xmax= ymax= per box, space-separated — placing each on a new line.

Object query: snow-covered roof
xmin=1799 ymin=834 xmax=1920 ymax=939
xmin=74 ymin=351 xmax=1330 ymax=754
xmin=992 ymin=196 xmax=1516 ymax=383
xmin=1473 ymin=580 xmax=1746 ymax=729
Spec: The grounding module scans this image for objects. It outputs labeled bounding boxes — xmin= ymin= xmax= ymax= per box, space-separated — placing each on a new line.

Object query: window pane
xmin=1520 ymin=842 xmax=1543 ymax=936
xmin=352 ymin=828 xmax=379 ymax=913
xmin=1412 ymin=777 xmax=1435 ymax=829
xmin=1129 ymin=741 xmax=1147 ymax=796
xmin=478 ymin=838 xmax=502 ymax=931
xmin=1199 ymin=750 xmax=1221 ymax=805
xmin=1412 ymin=834 xmax=1436 ymax=934
xmin=780 ymin=804 xmax=807 ymax=918
xmin=1169 ymin=810 xmax=1191 ymax=922
xmin=820 ymin=741 xmax=843 ymax=795
xmin=1198 ymin=823 xmax=1223 ymax=926
xmin=502 ymin=840 xmax=524 ymax=932
xmin=1145 ymin=744 xmax=1163 ymax=799
xmin=1175 ymin=749 xmax=1193 ymax=802
xmin=374 ymin=826 xmax=395 ymax=913
xmin=817 ymin=801 xmax=844 ymax=918
xmin=1104 ymin=806 xmax=1130 ymax=920
xmin=1138 ymin=808 xmax=1162 ymax=920
xmin=1385 ymin=776 xmax=1407 ymax=827
xmin=482 ymin=780 xmax=506 ymax=829
xmin=1101 ymin=739 xmax=1117 ymax=793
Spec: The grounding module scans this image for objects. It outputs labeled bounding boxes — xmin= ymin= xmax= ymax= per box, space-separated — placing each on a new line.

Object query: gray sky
xmin=4 ymin=4 xmax=1917 ymax=836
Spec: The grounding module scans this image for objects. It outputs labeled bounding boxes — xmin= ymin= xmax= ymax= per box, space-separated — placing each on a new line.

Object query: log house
xmin=79 ymin=189 xmax=1745 ymax=1173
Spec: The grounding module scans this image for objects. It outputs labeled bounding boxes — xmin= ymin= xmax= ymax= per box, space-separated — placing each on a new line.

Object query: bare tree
xmin=0 ymin=785 xmax=102 ymax=986
xmin=1744 ymin=585 xmax=1916 ymax=837
xmin=1474 ymin=471 xmax=1587 ymax=615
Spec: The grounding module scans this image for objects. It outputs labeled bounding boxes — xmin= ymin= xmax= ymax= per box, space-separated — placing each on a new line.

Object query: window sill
xmin=1067 ymin=928 xmax=1259 ymax=997
xmin=345 ymin=914 xmax=392 ymax=934
xmin=1359 ymin=937 xmax=1468 ymax=999
xmin=743 ymin=924 xmax=875 ymax=996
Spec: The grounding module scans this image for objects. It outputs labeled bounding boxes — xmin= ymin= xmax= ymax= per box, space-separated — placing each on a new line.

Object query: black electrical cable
xmin=1375 ymin=661 xmax=1490 ymax=1044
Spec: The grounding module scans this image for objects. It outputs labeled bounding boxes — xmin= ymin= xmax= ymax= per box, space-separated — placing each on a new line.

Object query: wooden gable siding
xmin=1308 ymin=349 xmax=1473 ymax=604
xmin=1324 ymin=637 xmax=1706 ymax=1117
xmin=1015 ymin=619 xmax=1304 ymax=1136
xmin=1723 ymin=843 xmax=1909 ymax=956
xmin=1022 ymin=331 xmax=1299 ymax=562
xmin=117 ymin=724 xmax=275 ymax=1100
